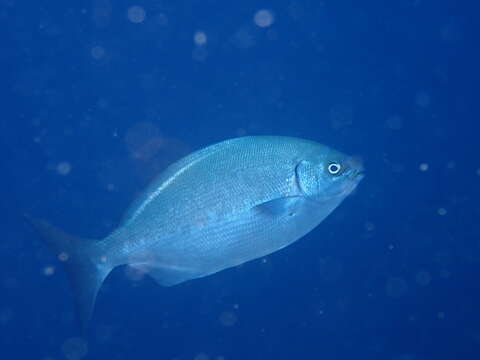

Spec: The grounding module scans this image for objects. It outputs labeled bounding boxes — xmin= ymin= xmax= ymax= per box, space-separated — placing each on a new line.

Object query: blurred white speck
xmin=437 ymin=208 xmax=447 ymax=216
xmin=233 ymin=303 xmax=239 ymax=309
xmin=446 ymin=161 xmax=455 ymax=169
xmin=57 ymin=161 xmax=72 ymax=175
xmin=106 ymin=183 xmax=115 ymax=191
xmin=127 ymin=5 xmax=146 ymax=24
xmin=194 ymin=31 xmax=207 ymax=46
xmin=61 ymin=337 xmax=88 ymax=360
xmin=415 ymin=270 xmax=431 ymax=286
xmin=419 ymin=163 xmax=429 ymax=172
xmin=415 ymin=91 xmax=431 ymax=108
xmin=388 ymin=244 xmax=394 ymax=250
xmin=437 ymin=312 xmax=445 ymax=319
xmin=476 ymin=168 xmax=480 ymax=176
xmin=0 ymin=307 xmax=14 ymax=326
xmin=254 ymin=9 xmax=274 ymax=28
xmin=219 ymin=311 xmax=238 ymax=327
xmin=58 ymin=252 xmax=69 ymax=262
xmin=43 ymin=266 xmax=55 ymax=276
xmin=365 ymin=222 xmax=375 ymax=232
xmin=194 ymin=353 xmax=210 ymax=360
xmin=386 ymin=277 xmax=408 ymax=298
xmin=386 ymin=115 xmax=403 ymax=130
xmin=91 ymin=45 xmax=105 ymax=60
xmin=261 ymin=258 xmax=268 ymax=263
xmin=215 ymin=356 xmax=225 ymax=360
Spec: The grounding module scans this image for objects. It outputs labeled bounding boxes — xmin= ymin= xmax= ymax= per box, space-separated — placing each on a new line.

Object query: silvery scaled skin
xmin=29 ymin=136 xmax=364 ymax=329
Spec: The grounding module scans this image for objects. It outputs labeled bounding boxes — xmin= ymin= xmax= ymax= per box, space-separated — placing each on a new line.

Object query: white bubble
xmin=437 ymin=312 xmax=445 ymax=319
xmin=476 ymin=168 xmax=480 ymax=176
xmin=91 ymin=46 xmax=105 ymax=60
xmin=61 ymin=337 xmax=88 ymax=360
xmin=194 ymin=353 xmax=210 ymax=360
xmin=194 ymin=31 xmax=207 ymax=46
xmin=127 ymin=5 xmax=146 ymax=24
xmin=43 ymin=266 xmax=55 ymax=276
xmin=254 ymin=9 xmax=274 ymax=28
xmin=415 ymin=270 xmax=431 ymax=286
xmin=58 ymin=252 xmax=69 ymax=262
xmin=415 ymin=91 xmax=431 ymax=108
xmin=219 ymin=311 xmax=237 ymax=327
xmin=365 ymin=222 xmax=375 ymax=231
xmin=437 ymin=208 xmax=447 ymax=216
xmin=386 ymin=277 xmax=408 ymax=298
xmin=419 ymin=163 xmax=429 ymax=172
xmin=57 ymin=161 xmax=72 ymax=175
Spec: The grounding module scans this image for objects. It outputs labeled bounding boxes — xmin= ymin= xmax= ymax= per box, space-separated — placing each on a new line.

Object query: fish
xmin=27 ymin=136 xmax=364 ymax=330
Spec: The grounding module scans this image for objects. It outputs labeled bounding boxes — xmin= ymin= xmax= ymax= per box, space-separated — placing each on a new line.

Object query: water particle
xmin=437 ymin=208 xmax=447 ymax=216
xmin=127 ymin=5 xmax=146 ymax=24
xmin=91 ymin=46 xmax=105 ymax=60
xmin=58 ymin=252 xmax=69 ymax=262
xmin=57 ymin=161 xmax=72 ymax=175
xmin=254 ymin=9 xmax=274 ymax=28
xmin=419 ymin=163 xmax=429 ymax=172
xmin=219 ymin=311 xmax=238 ymax=327
xmin=437 ymin=312 xmax=445 ymax=319
xmin=61 ymin=337 xmax=88 ymax=360
xmin=194 ymin=353 xmax=210 ymax=360
xmin=365 ymin=222 xmax=375 ymax=231
xmin=415 ymin=270 xmax=431 ymax=286
xmin=194 ymin=31 xmax=207 ymax=46
xmin=415 ymin=91 xmax=431 ymax=108
xmin=43 ymin=266 xmax=55 ymax=276
xmin=476 ymin=168 xmax=480 ymax=176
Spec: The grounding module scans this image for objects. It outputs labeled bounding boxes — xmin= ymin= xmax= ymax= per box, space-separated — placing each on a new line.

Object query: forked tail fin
xmin=25 ymin=215 xmax=113 ymax=332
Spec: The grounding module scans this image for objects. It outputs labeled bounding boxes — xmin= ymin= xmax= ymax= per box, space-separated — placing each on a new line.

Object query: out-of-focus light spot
xmin=219 ymin=311 xmax=237 ymax=327
xmin=100 ymin=256 xmax=108 ymax=263
xmin=386 ymin=277 xmax=408 ymax=298
xmin=0 ymin=307 xmax=13 ymax=325
xmin=194 ymin=353 xmax=210 ymax=360
xmin=476 ymin=168 xmax=480 ymax=176
xmin=194 ymin=31 xmax=207 ymax=46
xmin=43 ymin=266 xmax=55 ymax=276
xmin=437 ymin=208 xmax=447 ymax=216
xmin=91 ymin=45 xmax=105 ymax=60
xmin=215 ymin=356 xmax=225 ymax=360
xmin=61 ymin=337 xmax=88 ymax=360
xmin=446 ymin=161 xmax=455 ymax=170
xmin=365 ymin=222 xmax=375 ymax=232
xmin=106 ymin=183 xmax=115 ymax=191
xmin=437 ymin=312 xmax=445 ymax=320
xmin=127 ymin=5 xmax=146 ymax=24
xmin=261 ymin=258 xmax=268 ymax=263
xmin=57 ymin=161 xmax=72 ymax=175
xmin=415 ymin=91 xmax=431 ymax=108
xmin=388 ymin=244 xmax=394 ymax=250
xmin=254 ymin=9 xmax=274 ymax=28
xmin=58 ymin=252 xmax=69 ymax=262
xmin=415 ymin=270 xmax=431 ymax=286
xmin=386 ymin=115 xmax=403 ymax=130
xmin=233 ymin=303 xmax=239 ymax=309
xmin=419 ymin=163 xmax=429 ymax=172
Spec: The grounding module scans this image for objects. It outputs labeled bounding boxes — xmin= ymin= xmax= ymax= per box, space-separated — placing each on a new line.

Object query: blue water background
xmin=1 ymin=1 xmax=479 ymax=359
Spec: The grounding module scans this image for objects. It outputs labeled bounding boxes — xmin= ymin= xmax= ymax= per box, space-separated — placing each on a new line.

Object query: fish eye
xmin=327 ymin=162 xmax=342 ymax=175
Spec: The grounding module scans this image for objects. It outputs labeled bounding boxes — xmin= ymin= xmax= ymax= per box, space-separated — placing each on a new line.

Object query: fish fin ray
xmin=24 ymin=214 xmax=112 ymax=333
xmin=253 ymin=197 xmax=302 ymax=217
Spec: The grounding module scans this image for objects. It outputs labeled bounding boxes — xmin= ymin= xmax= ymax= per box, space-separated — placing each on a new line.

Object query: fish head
xmin=295 ymin=147 xmax=364 ymax=202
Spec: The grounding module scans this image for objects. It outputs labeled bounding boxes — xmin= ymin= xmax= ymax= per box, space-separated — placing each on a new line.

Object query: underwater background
xmin=1 ymin=0 xmax=479 ymax=359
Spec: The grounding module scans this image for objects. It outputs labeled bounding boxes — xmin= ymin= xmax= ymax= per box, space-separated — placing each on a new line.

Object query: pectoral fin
xmin=253 ymin=197 xmax=302 ymax=217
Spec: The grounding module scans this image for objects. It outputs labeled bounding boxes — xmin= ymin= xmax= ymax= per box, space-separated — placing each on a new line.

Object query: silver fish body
xmin=29 ymin=136 xmax=364 ymax=329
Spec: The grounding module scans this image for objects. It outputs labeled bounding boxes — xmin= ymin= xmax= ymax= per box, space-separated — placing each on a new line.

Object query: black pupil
xmin=330 ymin=164 xmax=339 ymax=173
